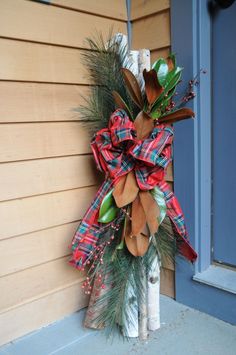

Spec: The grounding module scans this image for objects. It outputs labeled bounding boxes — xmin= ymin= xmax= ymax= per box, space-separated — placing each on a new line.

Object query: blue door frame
xmin=171 ymin=0 xmax=236 ymax=324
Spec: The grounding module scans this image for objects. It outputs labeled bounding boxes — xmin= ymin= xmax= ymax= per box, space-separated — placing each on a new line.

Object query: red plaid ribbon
xmin=68 ymin=109 xmax=197 ymax=269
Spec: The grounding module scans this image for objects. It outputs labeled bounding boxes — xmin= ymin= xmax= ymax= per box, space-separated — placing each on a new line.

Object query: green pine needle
xmin=78 ymin=30 xmax=140 ymax=134
xmin=86 ymin=216 xmax=186 ymax=339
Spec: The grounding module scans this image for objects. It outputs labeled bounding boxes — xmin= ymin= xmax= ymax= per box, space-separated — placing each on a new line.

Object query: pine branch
xmin=77 ymin=30 xmax=140 ymax=134
xmin=85 ymin=214 xmax=185 ymax=339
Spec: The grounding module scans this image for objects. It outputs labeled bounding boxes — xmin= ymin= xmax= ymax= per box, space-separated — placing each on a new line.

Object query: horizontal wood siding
xmin=131 ymin=0 xmax=171 ymax=66
xmin=0 ymin=82 xmax=90 ymax=122
xmin=131 ymin=0 xmax=174 ymax=297
xmin=0 ymin=0 xmax=127 ymax=346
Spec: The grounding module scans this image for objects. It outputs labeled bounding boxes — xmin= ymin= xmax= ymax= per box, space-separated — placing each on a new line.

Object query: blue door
xmin=171 ymin=0 xmax=236 ymax=325
xmin=212 ymin=1 xmax=236 ymax=267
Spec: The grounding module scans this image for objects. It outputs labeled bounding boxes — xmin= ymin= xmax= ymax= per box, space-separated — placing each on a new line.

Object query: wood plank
xmin=165 ymin=163 xmax=173 ymax=182
xmin=0 ymin=282 xmax=88 ymax=347
xmin=151 ymin=46 xmax=171 ymax=64
xmin=160 ymin=267 xmax=175 ymax=298
xmin=0 ymin=0 xmax=126 ymax=47
xmin=132 ymin=11 xmax=170 ymax=50
xmin=0 ymin=155 xmax=100 ymax=201
xmin=0 ymin=136 xmax=170 ymax=201
xmin=0 ymin=121 xmax=92 ymax=162
xmin=0 ymin=39 xmax=88 ymax=84
xmin=0 ymin=256 xmax=85 ymax=314
xmin=0 ymin=82 xmax=90 ymax=122
xmin=0 ymin=186 xmax=98 ymax=239
xmin=52 ymin=0 xmax=127 ymax=20
xmin=0 ymin=120 xmax=175 ymax=172
xmin=162 ymin=256 xmax=175 ymax=271
xmin=0 ymin=221 xmax=80 ymax=276
xmin=131 ymin=0 xmax=170 ymax=20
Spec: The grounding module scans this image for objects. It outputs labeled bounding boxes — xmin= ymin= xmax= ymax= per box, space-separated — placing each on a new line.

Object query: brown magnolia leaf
xmin=166 ymin=56 xmax=175 ymax=72
xmin=139 ymin=191 xmax=160 ymax=235
xmin=159 ymin=108 xmax=195 ymax=124
xmin=134 ymin=110 xmax=154 ymax=139
xmin=131 ymin=194 xmax=146 ymax=236
xmin=112 ymin=170 xmax=139 ymax=208
xmin=121 ymin=68 xmax=143 ymax=108
xmin=143 ymin=68 xmax=164 ymax=105
xmin=112 ymin=91 xmax=132 ymax=119
xmin=125 ymin=220 xmax=150 ymax=257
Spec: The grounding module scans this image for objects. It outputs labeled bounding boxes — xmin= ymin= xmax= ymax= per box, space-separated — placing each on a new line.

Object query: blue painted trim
xmin=171 ymin=0 xmax=236 ymax=324
xmin=193 ymin=265 xmax=236 ymax=295
xmin=126 ymin=0 xmax=132 ymax=49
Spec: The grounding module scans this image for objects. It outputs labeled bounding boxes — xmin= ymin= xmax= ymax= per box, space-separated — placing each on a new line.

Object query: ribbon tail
xmin=68 ymin=179 xmax=113 ymax=269
xmin=158 ymin=181 xmax=198 ymax=263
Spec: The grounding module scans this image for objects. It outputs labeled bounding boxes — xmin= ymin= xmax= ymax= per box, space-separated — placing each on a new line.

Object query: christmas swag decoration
xmin=68 ymin=33 xmax=200 ymax=339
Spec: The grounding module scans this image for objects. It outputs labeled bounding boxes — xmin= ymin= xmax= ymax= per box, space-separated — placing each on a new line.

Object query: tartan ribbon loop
xmin=91 ymin=109 xmax=173 ymax=189
xmin=68 ymin=109 xmax=198 ymax=269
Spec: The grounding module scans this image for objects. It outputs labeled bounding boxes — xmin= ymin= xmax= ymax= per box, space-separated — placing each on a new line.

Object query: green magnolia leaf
xmin=98 ymin=189 xmax=119 ymax=223
xmin=152 ymin=58 xmax=164 ymax=72
xmin=152 ymin=58 xmax=169 ymax=87
xmin=151 ymin=86 xmax=176 ymax=117
xmin=150 ymin=187 xmax=167 ymax=224
xmin=158 ymin=62 xmax=169 ymax=87
xmin=150 ymin=109 xmax=162 ymax=119
xmin=165 ymin=67 xmax=182 ymax=92
xmin=150 ymin=69 xmax=182 ymax=113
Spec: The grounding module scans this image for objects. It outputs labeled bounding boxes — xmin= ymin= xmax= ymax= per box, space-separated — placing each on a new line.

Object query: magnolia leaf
xmin=134 ymin=110 xmax=154 ymax=139
xmin=165 ymin=68 xmax=182 ymax=93
xmin=157 ymin=62 xmax=169 ymax=86
xmin=143 ymin=68 xmax=163 ymax=105
xmin=150 ymin=187 xmax=167 ymax=224
xmin=139 ymin=191 xmax=160 ymax=235
xmin=125 ymin=218 xmax=150 ymax=257
xmin=151 ymin=69 xmax=182 ymax=113
xmin=159 ymin=107 xmax=195 ymax=124
xmin=152 ymin=58 xmax=164 ymax=72
xmin=98 ymin=206 xmax=119 ymax=223
xmin=151 ymin=86 xmax=177 ymax=117
xmin=166 ymin=53 xmax=176 ymax=71
xmin=113 ymin=171 xmax=139 ymax=208
xmin=152 ymin=58 xmax=170 ymax=86
xmin=150 ymin=109 xmax=162 ymax=120
xmin=121 ymin=68 xmax=143 ymax=108
xmin=131 ymin=194 xmax=146 ymax=236
xmin=152 ymin=58 xmax=169 ymax=87
xmin=98 ymin=189 xmax=119 ymax=223
xmin=112 ymin=91 xmax=133 ymax=120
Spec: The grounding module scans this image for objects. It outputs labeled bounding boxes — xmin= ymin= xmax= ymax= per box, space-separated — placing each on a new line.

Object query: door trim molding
xmin=171 ymin=0 xmax=212 ymax=274
xmin=171 ymin=0 xmax=236 ymax=324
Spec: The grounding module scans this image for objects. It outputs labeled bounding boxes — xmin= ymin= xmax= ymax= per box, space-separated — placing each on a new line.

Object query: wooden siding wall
xmin=0 ymin=0 xmax=127 ymax=346
xmin=131 ymin=0 xmax=175 ymax=298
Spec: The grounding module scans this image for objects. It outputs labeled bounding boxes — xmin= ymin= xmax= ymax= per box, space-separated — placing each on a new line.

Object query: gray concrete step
xmin=1 ymin=295 xmax=236 ymax=355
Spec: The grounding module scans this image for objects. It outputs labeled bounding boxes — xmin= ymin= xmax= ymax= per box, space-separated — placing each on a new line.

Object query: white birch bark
xmin=109 ymin=33 xmax=161 ymax=338
xmin=147 ymin=254 xmax=161 ymax=330
xmin=132 ymin=48 xmax=150 ymax=341
xmin=122 ymin=273 xmax=139 ymax=337
xmin=139 ymin=264 xmax=148 ymax=340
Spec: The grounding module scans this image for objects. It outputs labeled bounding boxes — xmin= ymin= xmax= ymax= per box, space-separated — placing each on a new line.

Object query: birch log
xmin=147 ymin=254 xmax=161 ymax=330
xmin=107 ymin=33 xmax=161 ymax=337
xmin=122 ymin=273 xmax=139 ymax=337
xmin=139 ymin=263 xmax=148 ymax=340
xmin=130 ymin=48 xmax=151 ymax=341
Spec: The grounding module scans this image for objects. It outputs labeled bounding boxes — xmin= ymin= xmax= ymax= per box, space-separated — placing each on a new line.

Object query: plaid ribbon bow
xmin=68 ymin=109 xmax=197 ymax=269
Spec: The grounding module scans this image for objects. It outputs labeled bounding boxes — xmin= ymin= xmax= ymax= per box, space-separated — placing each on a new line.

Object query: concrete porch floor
xmin=1 ymin=295 xmax=235 ymax=355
